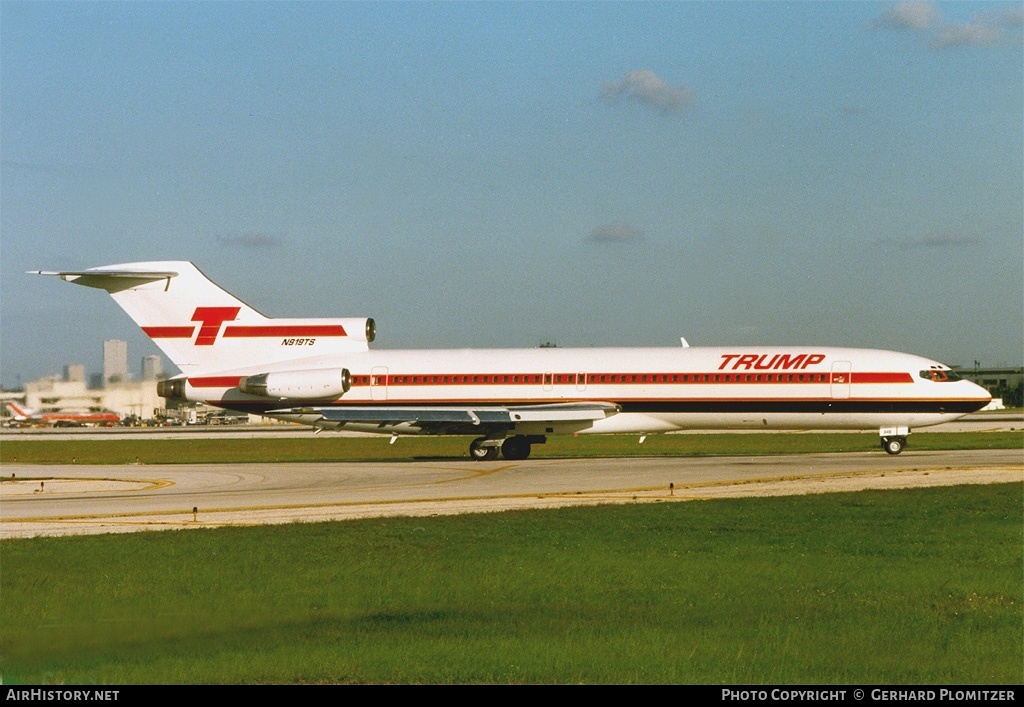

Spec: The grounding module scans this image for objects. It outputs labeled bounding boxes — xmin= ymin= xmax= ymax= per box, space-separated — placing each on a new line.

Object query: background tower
xmin=142 ymin=354 xmax=163 ymax=381
xmin=103 ymin=339 xmax=128 ymax=385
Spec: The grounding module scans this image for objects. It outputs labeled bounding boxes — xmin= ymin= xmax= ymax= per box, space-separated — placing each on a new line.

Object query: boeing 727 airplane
xmin=33 ymin=261 xmax=991 ymax=459
xmin=5 ymin=401 xmax=120 ymax=427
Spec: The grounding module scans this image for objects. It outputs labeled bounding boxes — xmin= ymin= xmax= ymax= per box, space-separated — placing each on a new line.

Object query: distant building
xmin=142 ymin=355 xmax=164 ymax=381
xmin=23 ymin=374 xmax=164 ymax=420
xmin=14 ymin=340 xmax=169 ymax=420
xmin=101 ymin=379 xmax=165 ymax=420
xmin=954 ymin=366 xmax=1023 ymax=391
xmin=103 ymin=339 xmax=129 ymax=385
xmin=24 ymin=375 xmax=108 ymax=415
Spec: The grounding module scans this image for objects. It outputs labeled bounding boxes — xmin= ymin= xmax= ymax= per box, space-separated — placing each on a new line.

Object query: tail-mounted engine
xmin=157 ymin=378 xmax=187 ymax=401
xmin=239 ymin=368 xmax=351 ymax=400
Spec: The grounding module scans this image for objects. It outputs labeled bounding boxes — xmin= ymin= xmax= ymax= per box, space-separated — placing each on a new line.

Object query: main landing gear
xmin=469 ymin=438 xmax=500 ymax=461
xmin=469 ymin=435 xmax=546 ymax=461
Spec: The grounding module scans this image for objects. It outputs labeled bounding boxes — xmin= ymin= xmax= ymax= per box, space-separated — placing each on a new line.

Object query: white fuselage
xmin=180 ymin=346 xmax=991 ymax=436
xmin=35 ymin=261 xmax=991 ymax=445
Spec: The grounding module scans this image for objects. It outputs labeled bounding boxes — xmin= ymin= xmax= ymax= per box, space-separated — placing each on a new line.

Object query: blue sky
xmin=2 ymin=1 xmax=1021 ymax=387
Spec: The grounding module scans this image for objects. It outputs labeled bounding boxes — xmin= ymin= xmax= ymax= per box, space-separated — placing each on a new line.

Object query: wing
xmin=269 ymin=401 xmax=620 ymax=434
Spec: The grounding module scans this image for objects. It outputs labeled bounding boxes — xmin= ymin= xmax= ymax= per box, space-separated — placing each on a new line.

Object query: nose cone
xmin=966 ymin=380 xmax=993 ymax=412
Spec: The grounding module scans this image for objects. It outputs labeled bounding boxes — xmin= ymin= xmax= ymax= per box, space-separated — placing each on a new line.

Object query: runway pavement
xmin=2 ymin=448 xmax=1020 ymax=539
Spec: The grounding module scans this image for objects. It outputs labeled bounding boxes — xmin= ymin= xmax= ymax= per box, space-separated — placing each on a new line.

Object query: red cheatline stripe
xmin=222 ymin=325 xmax=348 ymax=337
xmin=186 ymin=371 xmax=916 ymax=390
xmin=348 ymin=372 xmax=915 ymax=386
xmin=851 ymin=372 xmax=914 ymax=384
xmin=189 ymin=376 xmax=244 ymax=388
xmin=142 ymin=326 xmax=195 ymax=338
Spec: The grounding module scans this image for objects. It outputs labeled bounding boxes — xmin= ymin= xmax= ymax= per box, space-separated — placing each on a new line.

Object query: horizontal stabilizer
xmin=30 ymin=268 xmax=179 ymax=293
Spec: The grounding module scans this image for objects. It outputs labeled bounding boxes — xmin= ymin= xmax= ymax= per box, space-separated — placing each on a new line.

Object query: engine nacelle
xmin=157 ymin=378 xmax=187 ymax=401
xmin=239 ymin=368 xmax=351 ymax=400
xmin=335 ymin=318 xmax=375 ymax=343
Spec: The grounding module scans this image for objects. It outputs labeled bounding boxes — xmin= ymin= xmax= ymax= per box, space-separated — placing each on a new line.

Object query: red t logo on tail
xmin=191 ymin=307 xmax=240 ymax=345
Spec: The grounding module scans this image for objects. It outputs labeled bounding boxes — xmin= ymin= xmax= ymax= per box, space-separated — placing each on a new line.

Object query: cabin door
xmin=831 ymin=361 xmax=851 ymax=400
xmin=370 ymin=366 xmax=389 ymax=401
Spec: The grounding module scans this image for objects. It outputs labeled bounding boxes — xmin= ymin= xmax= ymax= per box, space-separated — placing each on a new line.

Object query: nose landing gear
xmin=881 ymin=435 xmax=907 ymax=455
xmin=880 ymin=426 xmax=909 ymax=455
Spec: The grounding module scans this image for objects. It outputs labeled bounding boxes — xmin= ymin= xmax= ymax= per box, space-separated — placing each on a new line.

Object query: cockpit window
xmin=919 ymin=369 xmax=962 ymax=382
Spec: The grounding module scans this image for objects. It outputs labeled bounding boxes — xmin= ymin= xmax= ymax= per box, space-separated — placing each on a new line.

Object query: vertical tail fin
xmin=6 ymin=401 xmax=34 ymax=420
xmin=31 ymin=261 xmax=374 ymax=374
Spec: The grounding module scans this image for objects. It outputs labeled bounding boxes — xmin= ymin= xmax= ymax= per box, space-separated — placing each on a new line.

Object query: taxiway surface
xmin=2 ymin=449 xmax=1021 ymax=539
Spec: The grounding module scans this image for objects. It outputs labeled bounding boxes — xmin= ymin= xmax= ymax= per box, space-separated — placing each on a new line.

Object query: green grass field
xmin=1 ymin=429 xmax=1021 ymax=465
xmin=2 ymin=483 xmax=1021 ymax=684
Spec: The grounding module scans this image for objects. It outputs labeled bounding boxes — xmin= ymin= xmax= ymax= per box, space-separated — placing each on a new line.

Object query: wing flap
xmin=273 ymin=401 xmax=620 ymax=426
xmin=499 ymin=402 xmax=620 ymax=422
xmin=312 ymin=407 xmax=508 ymax=425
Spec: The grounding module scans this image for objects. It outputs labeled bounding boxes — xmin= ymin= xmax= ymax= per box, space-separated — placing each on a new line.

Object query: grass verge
xmin=1 ymin=483 xmax=1021 ymax=684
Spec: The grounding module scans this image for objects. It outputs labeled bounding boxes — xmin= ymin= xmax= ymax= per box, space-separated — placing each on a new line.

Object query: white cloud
xmin=931 ymin=21 xmax=1005 ymax=49
xmin=586 ymin=222 xmax=646 ymax=244
xmin=871 ymin=1 xmax=1022 ymax=50
xmin=601 ymin=69 xmax=692 ymax=112
xmin=876 ymin=233 xmax=982 ymax=250
xmin=871 ymin=1 xmax=942 ymax=31
xmin=215 ymin=234 xmax=279 ymax=249
xmin=1001 ymin=7 xmax=1024 ymax=27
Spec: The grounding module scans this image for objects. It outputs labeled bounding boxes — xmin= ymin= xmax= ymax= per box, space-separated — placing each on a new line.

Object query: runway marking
xmin=425 ymin=463 xmax=518 ymax=484
xmin=6 ymin=466 xmax=1018 ymax=526
xmin=3 ymin=453 xmax=1019 ymax=538
xmin=0 ymin=476 xmax=173 ymax=496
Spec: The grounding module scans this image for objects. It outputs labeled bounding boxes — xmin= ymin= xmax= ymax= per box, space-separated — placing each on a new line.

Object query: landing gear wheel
xmin=470 ymin=437 xmax=500 ymax=461
xmin=882 ymin=436 xmax=906 ymax=455
xmin=501 ymin=436 xmax=532 ymax=460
